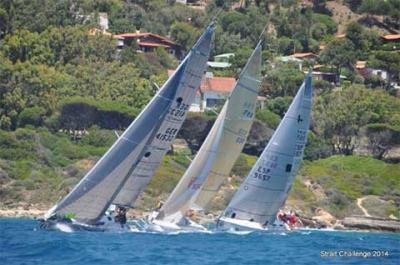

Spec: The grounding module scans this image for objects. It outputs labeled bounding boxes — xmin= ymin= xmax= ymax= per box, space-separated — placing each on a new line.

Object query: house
xmin=381 ymin=34 xmax=400 ymax=43
xmin=207 ymin=53 xmax=234 ymax=69
xmin=114 ymin=31 xmax=182 ymax=58
xmin=381 ymin=34 xmax=400 ymax=50
xmin=311 ymin=71 xmax=338 ymax=84
xmin=355 ymin=60 xmax=389 ymax=82
xmin=167 ymin=70 xmax=265 ymax=112
xmin=176 ymin=0 xmax=207 ymax=9
xmin=277 ymin=56 xmax=303 ymax=70
xmin=290 ymin=52 xmax=318 ymax=60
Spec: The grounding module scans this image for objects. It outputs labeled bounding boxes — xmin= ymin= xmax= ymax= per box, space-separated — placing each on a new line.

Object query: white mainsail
xmin=220 ymin=73 xmax=312 ymax=227
xmin=156 ymin=43 xmax=262 ymax=222
xmin=112 ymin=25 xmax=215 ymax=208
xmin=45 ymin=25 xmax=215 ymax=224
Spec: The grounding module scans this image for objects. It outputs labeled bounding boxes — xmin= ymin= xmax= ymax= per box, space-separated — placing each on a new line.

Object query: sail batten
xmin=221 ymin=73 xmax=313 ymax=226
xmin=46 ymin=25 xmax=215 ymax=224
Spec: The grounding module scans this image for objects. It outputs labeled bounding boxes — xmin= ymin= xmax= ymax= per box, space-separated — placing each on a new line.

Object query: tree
xmin=345 ymin=22 xmax=380 ymax=53
xmin=320 ymin=39 xmax=356 ymax=76
xmin=18 ymin=106 xmax=46 ymax=127
xmin=313 ymin=85 xmax=400 ymax=155
xmin=365 ymin=124 xmax=400 ymax=160
xmin=170 ymin=22 xmax=198 ymax=50
xmin=369 ymin=51 xmax=400 ymax=88
xmin=261 ymin=64 xmax=304 ymax=97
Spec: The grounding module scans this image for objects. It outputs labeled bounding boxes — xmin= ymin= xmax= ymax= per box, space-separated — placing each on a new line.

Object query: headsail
xmin=157 ymin=43 xmax=262 ymax=221
xmin=45 ymin=25 xmax=215 ymax=224
xmin=221 ymin=73 xmax=312 ymax=226
xmin=194 ymin=43 xmax=262 ymax=210
xmin=157 ymin=103 xmax=227 ymax=221
xmin=112 ymin=25 xmax=215 ymax=208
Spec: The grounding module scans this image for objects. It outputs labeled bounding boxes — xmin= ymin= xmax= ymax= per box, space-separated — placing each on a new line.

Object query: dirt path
xmin=357 ymin=197 xmax=371 ymax=217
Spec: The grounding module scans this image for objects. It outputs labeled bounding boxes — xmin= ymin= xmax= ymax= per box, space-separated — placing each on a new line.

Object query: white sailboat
xmin=147 ymin=42 xmax=263 ymax=232
xmin=40 ymin=24 xmax=215 ymax=232
xmin=217 ymin=72 xmax=313 ymax=232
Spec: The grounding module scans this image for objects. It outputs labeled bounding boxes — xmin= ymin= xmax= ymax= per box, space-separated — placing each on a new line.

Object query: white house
xmin=168 ymin=71 xmax=235 ymax=112
xmin=207 ymin=53 xmax=234 ymax=69
xmin=167 ymin=70 xmax=266 ymax=112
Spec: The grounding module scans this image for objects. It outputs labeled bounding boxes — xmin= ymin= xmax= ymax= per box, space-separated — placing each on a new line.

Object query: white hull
xmin=41 ymin=212 xmax=132 ymax=232
xmin=216 ymin=217 xmax=290 ymax=232
xmin=142 ymin=212 xmax=207 ymax=232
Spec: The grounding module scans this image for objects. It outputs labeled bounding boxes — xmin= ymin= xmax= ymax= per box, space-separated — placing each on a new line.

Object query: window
xmin=206 ymin=98 xmax=225 ymax=108
xmin=286 ymin=164 xmax=292 ymax=172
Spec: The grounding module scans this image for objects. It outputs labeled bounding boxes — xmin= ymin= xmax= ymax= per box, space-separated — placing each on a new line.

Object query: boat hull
xmin=39 ymin=213 xmax=131 ymax=232
xmin=216 ymin=217 xmax=289 ymax=232
xmin=142 ymin=212 xmax=207 ymax=232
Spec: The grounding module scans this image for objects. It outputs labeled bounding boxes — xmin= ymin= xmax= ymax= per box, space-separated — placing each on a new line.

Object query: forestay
xmin=45 ymin=25 xmax=215 ymax=224
xmin=193 ymin=43 xmax=262 ymax=210
xmin=112 ymin=25 xmax=215 ymax=208
xmin=156 ymin=43 xmax=262 ymax=221
xmin=221 ymin=73 xmax=313 ymax=226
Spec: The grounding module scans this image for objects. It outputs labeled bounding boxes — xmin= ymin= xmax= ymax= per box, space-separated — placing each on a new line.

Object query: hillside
xmin=1 ymin=129 xmax=398 ymax=227
xmin=0 ymin=0 xmax=399 ymax=231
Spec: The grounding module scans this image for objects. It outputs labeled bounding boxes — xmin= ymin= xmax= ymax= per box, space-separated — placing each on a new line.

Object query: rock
xmin=342 ymin=215 xmax=400 ymax=232
xmin=333 ymin=220 xmax=345 ymax=230
xmin=172 ymin=138 xmax=189 ymax=150
xmin=63 ymin=165 xmax=80 ymax=177
xmin=312 ymin=208 xmax=336 ymax=227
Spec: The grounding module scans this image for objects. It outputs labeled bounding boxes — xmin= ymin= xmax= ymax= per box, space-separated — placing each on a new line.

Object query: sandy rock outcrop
xmin=312 ymin=208 xmax=337 ymax=228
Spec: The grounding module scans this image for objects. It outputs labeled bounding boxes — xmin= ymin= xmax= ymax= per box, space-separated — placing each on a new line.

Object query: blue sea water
xmin=0 ymin=218 xmax=399 ymax=265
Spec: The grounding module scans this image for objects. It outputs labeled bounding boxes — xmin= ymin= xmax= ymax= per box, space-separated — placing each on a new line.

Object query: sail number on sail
xmin=253 ymin=153 xmax=278 ymax=182
xmin=242 ymin=102 xmax=255 ymax=119
xmin=168 ymin=101 xmax=190 ymax=117
xmin=156 ymin=102 xmax=191 ymax=142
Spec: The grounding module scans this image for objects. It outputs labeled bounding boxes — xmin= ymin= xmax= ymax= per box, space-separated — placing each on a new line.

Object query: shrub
xmin=18 ymin=107 xmax=46 ymax=127
xmin=255 ymin=109 xmax=281 ymax=129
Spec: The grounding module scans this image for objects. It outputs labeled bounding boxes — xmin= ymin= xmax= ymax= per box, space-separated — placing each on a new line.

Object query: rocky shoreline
xmin=1 ymin=205 xmax=399 ymax=233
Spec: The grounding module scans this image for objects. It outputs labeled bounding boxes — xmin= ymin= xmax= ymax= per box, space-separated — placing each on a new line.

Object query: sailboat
xmin=147 ymin=42 xmax=262 ymax=232
xmin=216 ymin=72 xmax=313 ymax=232
xmin=40 ymin=24 xmax=215 ymax=232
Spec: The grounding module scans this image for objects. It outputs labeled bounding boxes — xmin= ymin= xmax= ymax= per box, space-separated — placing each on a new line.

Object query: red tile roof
xmin=138 ymin=41 xmax=169 ymax=48
xmin=168 ymin=70 xmax=235 ymax=94
xmin=290 ymin=52 xmax=317 ymax=59
xmin=114 ymin=32 xmax=176 ymax=46
xmin=201 ymin=77 xmax=235 ymax=93
xmin=382 ymin=34 xmax=400 ymax=41
xmin=355 ymin=61 xmax=366 ymax=69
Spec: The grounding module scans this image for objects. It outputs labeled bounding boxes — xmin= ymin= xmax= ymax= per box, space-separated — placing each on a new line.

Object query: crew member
xmin=114 ymin=206 xmax=127 ymax=226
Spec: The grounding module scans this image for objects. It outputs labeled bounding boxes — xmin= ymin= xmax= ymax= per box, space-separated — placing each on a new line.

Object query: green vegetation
xmin=0 ymin=1 xmax=399 ymax=220
xmin=298 ymin=155 xmax=400 ymax=218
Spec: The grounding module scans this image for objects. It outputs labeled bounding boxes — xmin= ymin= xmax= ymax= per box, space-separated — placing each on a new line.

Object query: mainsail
xmin=221 ymin=73 xmax=312 ymax=226
xmin=45 ymin=25 xmax=215 ymax=224
xmin=111 ymin=25 xmax=215 ymax=208
xmin=157 ymin=43 xmax=262 ymax=221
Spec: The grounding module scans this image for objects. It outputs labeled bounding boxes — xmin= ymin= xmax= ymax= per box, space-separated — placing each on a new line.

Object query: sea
xmin=1 ymin=218 xmax=399 ymax=265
